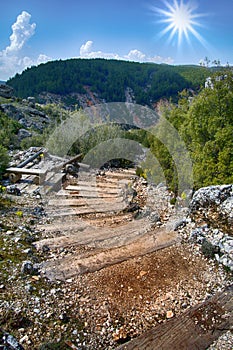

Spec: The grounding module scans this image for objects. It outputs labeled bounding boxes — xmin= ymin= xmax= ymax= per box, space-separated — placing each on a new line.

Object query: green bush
xmin=0 ymin=145 xmax=9 ymax=174
xmin=170 ymin=197 xmax=177 ymax=205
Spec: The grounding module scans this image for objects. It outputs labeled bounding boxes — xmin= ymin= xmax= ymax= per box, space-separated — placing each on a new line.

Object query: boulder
xmin=0 ymin=84 xmax=13 ymax=98
xmin=1 ymin=332 xmax=24 ymax=349
xmin=189 ymin=184 xmax=233 ymax=235
xmin=17 ymin=128 xmax=32 ymax=141
xmin=21 ymin=260 xmax=38 ymax=275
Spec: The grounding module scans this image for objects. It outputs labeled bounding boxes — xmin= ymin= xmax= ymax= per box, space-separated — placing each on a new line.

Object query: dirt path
xmin=116 ymin=285 xmax=233 ymax=350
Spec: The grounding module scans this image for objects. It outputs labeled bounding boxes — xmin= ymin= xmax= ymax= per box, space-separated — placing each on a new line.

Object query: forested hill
xmin=7 ymin=58 xmax=209 ymax=107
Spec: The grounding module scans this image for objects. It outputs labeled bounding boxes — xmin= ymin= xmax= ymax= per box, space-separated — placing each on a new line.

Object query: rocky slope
xmin=0 ymin=87 xmax=52 ymax=145
xmin=1 ymin=103 xmax=50 ymax=133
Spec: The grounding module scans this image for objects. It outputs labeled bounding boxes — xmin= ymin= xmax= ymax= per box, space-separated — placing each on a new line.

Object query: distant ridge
xmin=7 ymin=58 xmax=210 ymax=108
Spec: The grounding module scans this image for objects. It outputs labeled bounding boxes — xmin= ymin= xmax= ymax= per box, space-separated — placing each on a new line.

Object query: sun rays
xmin=152 ymin=0 xmax=208 ymax=48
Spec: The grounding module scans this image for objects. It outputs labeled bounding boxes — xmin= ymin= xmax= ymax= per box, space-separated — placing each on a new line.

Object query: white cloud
xmin=126 ymin=49 xmax=146 ymax=62
xmin=80 ymin=40 xmax=93 ymax=56
xmin=79 ymin=40 xmax=174 ymax=65
xmin=0 ymin=11 xmax=51 ymax=81
xmin=80 ymin=40 xmax=120 ymax=60
xmin=5 ymin=11 xmax=36 ymax=53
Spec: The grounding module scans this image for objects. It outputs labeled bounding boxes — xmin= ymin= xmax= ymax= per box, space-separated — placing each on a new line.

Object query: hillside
xmin=7 ymin=59 xmax=210 ymax=108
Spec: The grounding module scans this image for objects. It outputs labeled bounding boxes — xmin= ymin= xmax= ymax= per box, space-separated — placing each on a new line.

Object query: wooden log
xmin=48 ymin=197 xmax=125 ymax=207
xmin=40 ymin=229 xmax=178 ymax=281
xmin=105 ymin=169 xmax=136 ymax=175
xmin=36 ymin=212 xmax=133 ymax=233
xmin=7 ymin=167 xmax=47 ymax=184
xmin=8 ymin=172 xmax=22 ymax=183
xmin=116 ymin=285 xmax=233 ymax=350
xmin=62 ymin=153 xmax=83 ymax=167
xmin=77 ymin=162 xmax=90 ymax=169
xmin=56 ymin=191 xmax=121 ymax=198
xmin=68 ymin=180 xmax=121 ymax=189
xmin=7 ymin=167 xmax=47 ymax=176
xmin=16 ymin=148 xmax=44 ymax=168
xmin=35 ymin=218 xmax=151 ymax=250
xmin=36 ymin=219 xmax=90 ymax=234
xmin=65 ymin=185 xmax=121 ymax=194
xmin=97 ymin=177 xmax=131 ymax=185
xmin=45 ymin=202 xmax=126 ymax=216
xmin=54 ymin=189 xmax=124 ymax=200
xmin=104 ymin=171 xmax=137 ymax=179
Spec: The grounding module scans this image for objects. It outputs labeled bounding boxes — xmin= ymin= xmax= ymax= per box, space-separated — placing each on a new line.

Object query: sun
xmin=152 ymin=0 xmax=207 ymax=47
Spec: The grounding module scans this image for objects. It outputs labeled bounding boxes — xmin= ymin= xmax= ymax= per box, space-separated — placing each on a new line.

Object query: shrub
xmin=0 ymin=145 xmax=9 ymax=175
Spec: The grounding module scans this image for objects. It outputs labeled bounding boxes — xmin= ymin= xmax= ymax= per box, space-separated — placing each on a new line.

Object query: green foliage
xmin=170 ymin=197 xmax=177 ymax=205
xmin=155 ymin=69 xmax=233 ymax=190
xmin=127 ymin=69 xmax=233 ymax=191
xmin=174 ymin=65 xmax=209 ymax=90
xmin=0 ymin=110 xmax=21 ymax=148
xmin=20 ymin=133 xmax=46 ymax=149
xmin=41 ymin=103 xmax=70 ymax=122
xmin=0 ymin=185 xmax=6 ymax=193
xmin=136 ymin=167 xmax=146 ymax=178
xmin=0 ymin=145 xmax=9 ymax=174
xmin=70 ymin=123 xmax=130 ymax=168
xmin=7 ymin=59 xmax=210 ymax=106
xmin=180 ymin=70 xmax=233 ymax=188
xmin=74 ymin=123 xmax=125 ymax=155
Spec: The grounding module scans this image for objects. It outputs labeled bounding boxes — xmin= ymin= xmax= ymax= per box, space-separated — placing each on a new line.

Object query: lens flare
xmin=152 ymin=0 xmax=207 ymax=47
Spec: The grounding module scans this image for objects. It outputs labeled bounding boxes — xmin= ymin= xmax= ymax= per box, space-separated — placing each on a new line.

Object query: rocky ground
xmin=0 ymin=161 xmax=232 ymax=349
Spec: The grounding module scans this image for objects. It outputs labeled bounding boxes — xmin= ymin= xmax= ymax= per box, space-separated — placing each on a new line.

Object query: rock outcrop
xmin=0 ymin=103 xmax=50 ymax=131
xmin=187 ymin=184 xmax=233 ymax=271
xmin=189 ymin=184 xmax=233 ymax=234
xmin=0 ymin=84 xmax=13 ymax=99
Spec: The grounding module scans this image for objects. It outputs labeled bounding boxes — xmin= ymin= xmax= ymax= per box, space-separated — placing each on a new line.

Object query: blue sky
xmin=0 ymin=0 xmax=233 ymax=80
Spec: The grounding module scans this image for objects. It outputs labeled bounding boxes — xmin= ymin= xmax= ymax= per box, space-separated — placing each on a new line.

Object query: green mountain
xmin=7 ymin=58 xmax=210 ymax=108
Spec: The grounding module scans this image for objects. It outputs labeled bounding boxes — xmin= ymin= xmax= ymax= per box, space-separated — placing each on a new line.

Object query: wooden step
xmin=37 ymin=212 xmax=135 ymax=235
xmin=37 ymin=219 xmax=89 ymax=234
xmin=48 ymin=197 xmax=127 ymax=207
xmin=55 ymin=190 xmax=122 ymax=198
xmin=35 ymin=218 xmax=151 ymax=250
xmin=97 ymin=177 xmax=131 ymax=185
xmin=83 ymin=212 xmax=135 ymax=226
xmin=65 ymin=185 xmax=121 ymax=194
xmin=54 ymin=190 xmax=125 ymax=200
xmin=40 ymin=228 xmax=178 ymax=281
xmin=69 ymin=180 xmax=121 ymax=189
xmin=106 ymin=169 xmax=136 ymax=175
xmin=104 ymin=171 xmax=137 ymax=179
xmin=46 ymin=203 xmax=126 ymax=217
xmin=7 ymin=167 xmax=47 ymax=176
